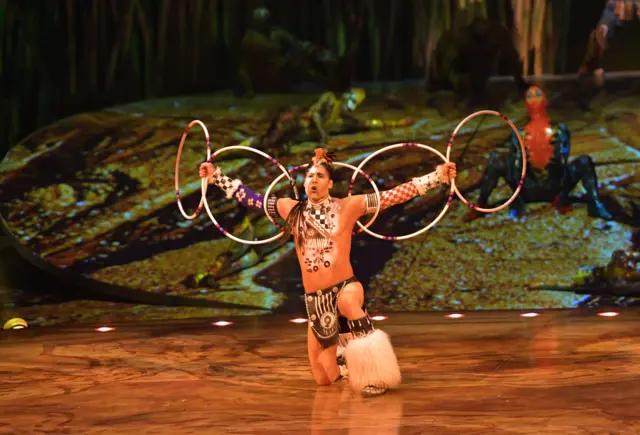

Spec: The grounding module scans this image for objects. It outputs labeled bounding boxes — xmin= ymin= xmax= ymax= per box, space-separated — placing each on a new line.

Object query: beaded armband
xmin=365 ymin=193 xmax=379 ymax=215
xmin=266 ymin=196 xmax=280 ymax=220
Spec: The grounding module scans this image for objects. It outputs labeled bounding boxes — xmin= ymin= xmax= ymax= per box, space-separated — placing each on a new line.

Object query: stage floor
xmin=1 ymin=310 xmax=639 ymax=434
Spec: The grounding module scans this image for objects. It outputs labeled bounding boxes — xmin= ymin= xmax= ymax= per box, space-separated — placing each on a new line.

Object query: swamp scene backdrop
xmin=1 ymin=0 xmax=639 ymax=326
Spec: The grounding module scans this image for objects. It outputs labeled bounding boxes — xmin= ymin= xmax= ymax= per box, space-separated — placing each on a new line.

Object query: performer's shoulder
xmin=338 ymin=195 xmax=365 ymax=217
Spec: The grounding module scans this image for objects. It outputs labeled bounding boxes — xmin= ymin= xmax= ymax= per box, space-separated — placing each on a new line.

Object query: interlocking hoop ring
xmin=175 ymin=120 xmax=211 ymax=220
xmin=446 ymin=110 xmax=527 ymax=212
xmin=348 ymin=143 xmax=455 ymax=241
xmin=264 ymin=162 xmax=381 ymax=235
xmin=202 ymin=145 xmax=299 ymax=245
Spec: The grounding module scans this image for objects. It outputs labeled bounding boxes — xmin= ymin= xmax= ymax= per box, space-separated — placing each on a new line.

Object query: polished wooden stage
xmin=1 ymin=309 xmax=639 ymax=434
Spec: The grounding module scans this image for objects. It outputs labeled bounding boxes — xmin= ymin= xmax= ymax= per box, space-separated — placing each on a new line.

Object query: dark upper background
xmin=2 ymin=0 xmax=640 ymax=159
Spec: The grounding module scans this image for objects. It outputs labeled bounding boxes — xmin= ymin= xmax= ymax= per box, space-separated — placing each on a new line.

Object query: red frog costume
xmin=466 ymin=85 xmax=613 ymax=221
xmin=523 ymin=86 xmax=555 ymax=170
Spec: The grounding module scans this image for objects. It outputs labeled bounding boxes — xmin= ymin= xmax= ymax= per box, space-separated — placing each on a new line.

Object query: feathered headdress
xmin=312 ymin=148 xmax=336 ymax=167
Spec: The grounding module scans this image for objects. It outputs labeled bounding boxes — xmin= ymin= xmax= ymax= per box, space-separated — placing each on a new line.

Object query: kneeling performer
xmin=199 ymin=148 xmax=456 ymax=397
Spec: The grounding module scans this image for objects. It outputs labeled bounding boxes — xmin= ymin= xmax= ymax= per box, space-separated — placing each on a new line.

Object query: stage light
xmin=95 ymin=326 xmax=115 ymax=332
xmin=520 ymin=312 xmax=539 ymax=318
xmin=445 ymin=313 xmax=464 ymax=319
xmin=371 ymin=315 xmax=388 ymax=321
xmin=212 ymin=321 xmax=232 ymax=327
xmin=597 ymin=312 xmax=619 ymax=317
xmin=3 ymin=318 xmax=28 ymax=330
xmin=289 ymin=318 xmax=308 ymax=324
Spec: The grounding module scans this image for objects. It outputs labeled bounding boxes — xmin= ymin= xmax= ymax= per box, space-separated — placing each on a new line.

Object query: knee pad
xmin=347 ymin=314 xmax=374 ymax=339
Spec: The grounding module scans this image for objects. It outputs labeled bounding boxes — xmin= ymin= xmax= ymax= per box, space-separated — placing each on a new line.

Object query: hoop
xmin=201 ymin=145 xmax=299 ymax=245
xmin=446 ymin=110 xmax=527 ymax=213
xmin=348 ymin=143 xmax=454 ymax=241
xmin=264 ymin=162 xmax=381 ymax=236
xmin=175 ymin=120 xmax=211 ymax=220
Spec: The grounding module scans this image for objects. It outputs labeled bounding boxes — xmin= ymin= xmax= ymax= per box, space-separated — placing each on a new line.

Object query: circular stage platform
xmin=1 ymin=310 xmax=639 ymax=433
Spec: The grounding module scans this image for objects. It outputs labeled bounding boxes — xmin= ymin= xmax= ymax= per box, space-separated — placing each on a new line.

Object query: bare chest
xmin=297 ymin=199 xmax=351 ymax=274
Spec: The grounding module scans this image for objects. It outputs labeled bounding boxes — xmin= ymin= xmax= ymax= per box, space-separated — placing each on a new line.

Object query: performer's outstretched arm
xmin=349 ymin=163 xmax=457 ymax=217
xmin=199 ymin=162 xmax=297 ymax=220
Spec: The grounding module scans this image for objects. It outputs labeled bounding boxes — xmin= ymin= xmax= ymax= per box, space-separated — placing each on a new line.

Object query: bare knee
xmin=307 ymin=327 xmax=338 ymax=386
xmin=314 ymin=371 xmax=332 ymax=386
xmin=315 ymin=377 xmax=332 ymax=387
xmin=310 ymin=364 xmax=333 ymax=386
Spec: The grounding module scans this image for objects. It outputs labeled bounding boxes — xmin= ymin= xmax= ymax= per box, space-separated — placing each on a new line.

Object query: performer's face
xmin=304 ymin=165 xmax=333 ymax=201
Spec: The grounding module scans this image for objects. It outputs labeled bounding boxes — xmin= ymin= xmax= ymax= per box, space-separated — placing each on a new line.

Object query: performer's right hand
xmin=199 ymin=162 xmax=215 ymax=181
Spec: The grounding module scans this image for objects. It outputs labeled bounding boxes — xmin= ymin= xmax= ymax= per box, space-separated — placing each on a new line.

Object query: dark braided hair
xmin=284 ymin=148 xmax=335 ymax=248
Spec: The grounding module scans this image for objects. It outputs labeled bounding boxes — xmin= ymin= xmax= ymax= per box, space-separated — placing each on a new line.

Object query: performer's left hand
xmin=438 ymin=162 xmax=457 ymax=184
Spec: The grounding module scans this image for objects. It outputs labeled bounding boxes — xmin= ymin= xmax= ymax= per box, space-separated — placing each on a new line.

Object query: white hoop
xmin=201 ymin=145 xmax=299 ymax=245
xmin=349 ymin=143 xmax=454 ymax=241
xmin=264 ymin=162 xmax=381 ymax=235
xmin=446 ymin=110 xmax=527 ymax=213
xmin=175 ymin=120 xmax=211 ymax=220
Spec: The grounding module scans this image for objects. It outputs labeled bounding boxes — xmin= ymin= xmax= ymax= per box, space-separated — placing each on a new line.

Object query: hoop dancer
xmin=199 ymin=148 xmax=456 ymax=397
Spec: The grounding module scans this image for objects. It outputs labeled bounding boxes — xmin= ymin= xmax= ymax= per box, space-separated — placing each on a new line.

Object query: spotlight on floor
xmin=520 ymin=312 xmax=539 ymax=318
xmin=371 ymin=315 xmax=388 ymax=321
xmin=445 ymin=313 xmax=464 ymax=319
xmin=212 ymin=321 xmax=232 ymax=327
xmin=289 ymin=318 xmax=308 ymax=324
xmin=3 ymin=318 xmax=28 ymax=330
xmin=95 ymin=326 xmax=115 ymax=332
xmin=597 ymin=312 xmax=619 ymax=317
